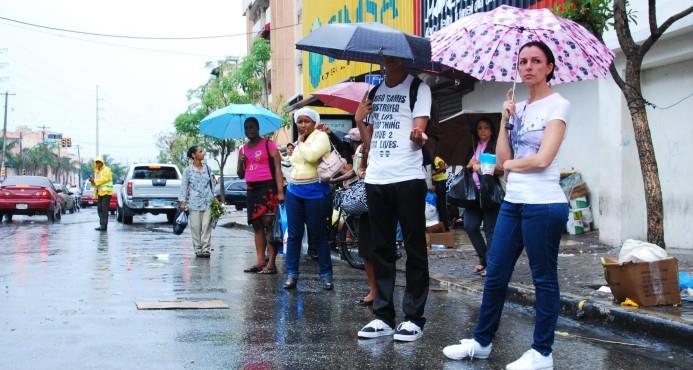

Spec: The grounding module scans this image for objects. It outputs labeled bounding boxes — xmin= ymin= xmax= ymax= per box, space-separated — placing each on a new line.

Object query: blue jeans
xmin=284 ymin=191 xmax=333 ymax=281
xmin=473 ymin=201 xmax=568 ymax=356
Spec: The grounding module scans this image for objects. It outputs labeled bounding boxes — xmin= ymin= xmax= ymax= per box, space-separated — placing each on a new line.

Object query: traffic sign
xmin=44 ymin=139 xmax=57 ymax=145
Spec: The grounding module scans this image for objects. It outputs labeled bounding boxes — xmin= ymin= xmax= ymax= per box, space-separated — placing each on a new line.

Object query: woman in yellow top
xmin=283 ymin=107 xmax=334 ymax=291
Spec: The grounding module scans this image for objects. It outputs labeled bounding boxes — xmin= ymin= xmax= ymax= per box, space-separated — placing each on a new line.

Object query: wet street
xmin=1 ymin=209 xmax=690 ymax=370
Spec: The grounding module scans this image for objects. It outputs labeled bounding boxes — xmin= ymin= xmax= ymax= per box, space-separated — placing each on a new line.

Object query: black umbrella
xmin=295 ymin=22 xmax=433 ymax=70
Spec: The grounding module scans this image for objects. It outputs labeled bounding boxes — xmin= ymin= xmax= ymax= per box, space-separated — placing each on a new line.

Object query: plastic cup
xmin=479 ymin=153 xmax=496 ymax=175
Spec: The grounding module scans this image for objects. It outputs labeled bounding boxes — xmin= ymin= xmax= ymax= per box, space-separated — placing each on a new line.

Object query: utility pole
xmin=76 ymin=144 xmax=82 ymax=189
xmin=1 ymin=91 xmax=16 ymax=179
xmin=18 ymin=130 xmax=23 ymax=174
xmin=38 ymin=125 xmax=50 ymax=144
xmin=96 ymin=85 xmax=104 ymax=157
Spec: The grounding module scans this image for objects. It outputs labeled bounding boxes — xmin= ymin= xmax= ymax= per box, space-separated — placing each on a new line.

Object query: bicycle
xmin=306 ymin=187 xmax=365 ymax=270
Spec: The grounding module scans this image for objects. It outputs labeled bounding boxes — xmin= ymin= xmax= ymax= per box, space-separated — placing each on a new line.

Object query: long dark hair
xmin=470 ymin=118 xmax=497 ymax=155
xmin=519 ymin=40 xmax=556 ymax=82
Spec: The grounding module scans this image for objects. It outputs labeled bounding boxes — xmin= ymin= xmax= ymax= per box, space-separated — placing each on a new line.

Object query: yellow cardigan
xmin=290 ymin=130 xmax=331 ymax=182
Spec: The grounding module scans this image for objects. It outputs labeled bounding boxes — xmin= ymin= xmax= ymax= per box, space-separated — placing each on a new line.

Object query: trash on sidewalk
xmin=596 ymin=286 xmax=612 ymax=293
xmin=136 ymin=299 xmax=229 ymax=310
xmin=560 ymin=169 xmax=594 ymax=234
xmin=618 ymin=239 xmax=668 ymax=264
xmin=601 ymin=255 xmax=681 ymax=306
xmin=678 ymin=271 xmax=692 ymax=290
xmin=620 ymin=297 xmax=640 ymax=308
xmin=425 ymin=222 xmax=455 ymax=249
xmin=554 ymin=330 xmax=649 ymax=348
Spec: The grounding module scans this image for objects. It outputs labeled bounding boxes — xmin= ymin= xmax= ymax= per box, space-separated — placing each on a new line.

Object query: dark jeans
xmin=97 ymin=195 xmax=111 ymax=229
xmin=433 ymin=180 xmax=449 ymax=230
xmin=366 ymin=179 xmax=429 ymax=329
xmin=473 ymin=201 xmax=568 ymax=356
xmin=284 ymin=191 xmax=332 ymax=281
xmin=463 ymin=204 xmax=499 ymax=266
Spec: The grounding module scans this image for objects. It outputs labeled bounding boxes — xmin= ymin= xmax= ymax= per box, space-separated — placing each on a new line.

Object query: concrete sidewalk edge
xmin=429 ymin=273 xmax=693 ymax=345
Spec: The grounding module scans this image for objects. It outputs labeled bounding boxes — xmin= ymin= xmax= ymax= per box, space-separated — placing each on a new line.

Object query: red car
xmin=0 ymin=175 xmax=62 ymax=223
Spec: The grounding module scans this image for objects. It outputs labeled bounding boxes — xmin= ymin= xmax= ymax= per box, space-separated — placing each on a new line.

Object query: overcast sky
xmin=1 ymin=0 xmax=248 ymax=164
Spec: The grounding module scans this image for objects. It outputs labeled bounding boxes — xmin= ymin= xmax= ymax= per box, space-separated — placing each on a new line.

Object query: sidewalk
xmin=403 ymin=229 xmax=693 ymax=343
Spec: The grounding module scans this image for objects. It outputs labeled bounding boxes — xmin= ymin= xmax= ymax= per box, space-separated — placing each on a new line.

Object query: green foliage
xmin=556 ymin=0 xmax=638 ymax=38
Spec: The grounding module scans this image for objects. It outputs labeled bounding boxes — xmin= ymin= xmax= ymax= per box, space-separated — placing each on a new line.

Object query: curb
xmin=428 ymin=273 xmax=693 ymax=345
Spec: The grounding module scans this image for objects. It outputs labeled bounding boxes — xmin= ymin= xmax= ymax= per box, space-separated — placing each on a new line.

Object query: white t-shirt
xmin=504 ymin=92 xmax=570 ymax=204
xmin=365 ymin=75 xmax=432 ymax=185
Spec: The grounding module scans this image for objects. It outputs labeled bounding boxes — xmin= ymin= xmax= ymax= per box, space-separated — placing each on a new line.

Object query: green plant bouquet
xmin=210 ymin=197 xmax=225 ymax=228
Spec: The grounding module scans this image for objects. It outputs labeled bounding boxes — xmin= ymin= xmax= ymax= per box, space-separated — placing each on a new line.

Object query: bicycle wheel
xmin=339 ymin=215 xmax=365 ymax=270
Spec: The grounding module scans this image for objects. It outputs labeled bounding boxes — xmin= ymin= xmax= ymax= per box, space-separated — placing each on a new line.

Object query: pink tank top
xmin=242 ymin=139 xmax=277 ymax=183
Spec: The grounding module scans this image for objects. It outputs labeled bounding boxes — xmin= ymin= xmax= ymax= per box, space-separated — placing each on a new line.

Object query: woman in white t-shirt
xmin=444 ymin=41 xmax=570 ymax=370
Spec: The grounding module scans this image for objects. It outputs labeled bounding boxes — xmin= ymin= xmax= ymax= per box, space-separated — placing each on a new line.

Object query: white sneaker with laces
xmin=357 ymin=319 xmax=395 ymax=339
xmin=443 ymin=338 xmax=492 ymax=360
xmin=393 ymin=321 xmax=423 ymax=342
xmin=505 ymin=349 xmax=553 ymax=370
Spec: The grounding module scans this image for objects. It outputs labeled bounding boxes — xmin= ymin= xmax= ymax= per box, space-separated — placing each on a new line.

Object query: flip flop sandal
xmin=257 ymin=267 xmax=277 ymax=275
xmin=243 ymin=265 xmax=263 ymax=273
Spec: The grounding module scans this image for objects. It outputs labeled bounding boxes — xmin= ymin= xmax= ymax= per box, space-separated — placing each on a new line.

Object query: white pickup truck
xmin=116 ymin=163 xmax=181 ymax=224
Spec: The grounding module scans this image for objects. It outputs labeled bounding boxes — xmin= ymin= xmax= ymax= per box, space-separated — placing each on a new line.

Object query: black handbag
xmin=268 ymin=209 xmax=283 ymax=248
xmin=479 ymin=174 xmax=505 ymax=209
xmin=447 ymin=169 xmax=478 ymax=208
xmin=173 ymin=209 xmax=189 ymax=235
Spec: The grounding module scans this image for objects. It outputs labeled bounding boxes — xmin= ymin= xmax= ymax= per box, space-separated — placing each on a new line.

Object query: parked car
xmin=0 ymin=176 xmax=62 ymax=222
xmin=116 ymin=164 xmax=182 ymax=224
xmin=109 ymin=183 xmax=121 ymax=214
xmin=53 ymin=183 xmax=77 ymax=214
xmin=81 ymin=181 xmax=97 ymax=207
xmin=214 ymin=179 xmax=247 ymax=210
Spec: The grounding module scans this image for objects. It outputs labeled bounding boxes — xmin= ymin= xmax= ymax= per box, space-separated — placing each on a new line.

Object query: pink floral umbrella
xmin=429 ymin=5 xmax=614 ymax=85
xmin=311 ymin=82 xmax=372 ymax=114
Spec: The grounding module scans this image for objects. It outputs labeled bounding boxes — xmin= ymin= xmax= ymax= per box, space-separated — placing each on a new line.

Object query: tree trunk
xmin=623 ymin=61 xmax=666 ymax=248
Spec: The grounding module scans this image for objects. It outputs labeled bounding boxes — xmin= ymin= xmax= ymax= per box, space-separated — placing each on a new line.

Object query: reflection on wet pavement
xmin=0 ymin=210 xmax=690 ymax=369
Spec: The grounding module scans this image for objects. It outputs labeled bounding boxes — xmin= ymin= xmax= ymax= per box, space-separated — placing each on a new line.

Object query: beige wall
xmin=270 ymin=0 xmax=299 ymax=111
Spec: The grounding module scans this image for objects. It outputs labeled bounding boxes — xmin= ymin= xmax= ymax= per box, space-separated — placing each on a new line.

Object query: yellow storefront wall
xmin=302 ymin=0 xmax=415 ymax=114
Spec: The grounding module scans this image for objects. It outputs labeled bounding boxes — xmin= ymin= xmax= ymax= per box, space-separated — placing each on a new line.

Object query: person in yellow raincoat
xmin=90 ymin=156 xmax=113 ymax=231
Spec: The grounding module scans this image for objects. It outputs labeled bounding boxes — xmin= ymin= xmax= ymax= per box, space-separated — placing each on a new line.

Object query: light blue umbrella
xmin=199 ymin=104 xmax=282 ymax=140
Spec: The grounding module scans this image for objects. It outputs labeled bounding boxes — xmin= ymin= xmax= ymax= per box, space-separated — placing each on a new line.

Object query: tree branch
xmin=641 ymin=5 xmax=693 ymax=55
xmin=648 ymin=0 xmax=657 ymax=35
xmin=614 ymin=0 xmax=638 ymax=55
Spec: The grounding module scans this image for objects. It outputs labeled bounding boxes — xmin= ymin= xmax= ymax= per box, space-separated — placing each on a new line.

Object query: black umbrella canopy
xmin=296 ymin=22 xmax=433 ymax=70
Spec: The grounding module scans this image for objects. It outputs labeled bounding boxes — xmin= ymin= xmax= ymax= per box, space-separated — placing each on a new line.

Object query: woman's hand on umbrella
xmin=501 ymin=89 xmax=516 ymax=123
xmin=355 ymin=92 xmax=372 ymax=123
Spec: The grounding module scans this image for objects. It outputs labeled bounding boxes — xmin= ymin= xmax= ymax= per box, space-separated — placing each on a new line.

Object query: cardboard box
xmin=427 ymin=231 xmax=455 ymax=249
xmin=601 ymin=256 xmax=681 ymax=306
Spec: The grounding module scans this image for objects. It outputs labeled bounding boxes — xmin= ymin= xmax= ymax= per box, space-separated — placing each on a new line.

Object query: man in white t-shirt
xmin=354 ymin=56 xmax=432 ymax=342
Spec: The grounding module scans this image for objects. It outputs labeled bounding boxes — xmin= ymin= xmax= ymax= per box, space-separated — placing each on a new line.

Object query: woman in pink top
xmin=463 ymin=118 xmax=500 ymax=277
xmin=237 ymin=117 xmax=285 ymax=274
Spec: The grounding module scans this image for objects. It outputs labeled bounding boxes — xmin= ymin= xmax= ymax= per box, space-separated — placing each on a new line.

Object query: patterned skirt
xmin=246 ymin=180 xmax=278 ymax=225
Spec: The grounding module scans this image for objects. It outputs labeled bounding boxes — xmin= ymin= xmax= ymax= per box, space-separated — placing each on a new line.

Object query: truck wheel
xmin=122 ymin=204 xmax=134 ymax=225
xmin=116 ymin=206 xmax=123 ymax=223
xmin=166 ymin=212 xmax=176 ymax=224
xmin=47 ymin=210 xmax=55 ymax=223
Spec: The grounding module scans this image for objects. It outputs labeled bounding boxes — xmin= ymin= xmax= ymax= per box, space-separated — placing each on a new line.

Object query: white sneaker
xmin=358 ymin=319 xmax=395 ymax=339
xmin=393 ymin=321 xmax=423 ymax=342
xmin=506 ymin=349 xmax=553 ymax=370
xmin=443 ymin=338 xmax=492 ymax=360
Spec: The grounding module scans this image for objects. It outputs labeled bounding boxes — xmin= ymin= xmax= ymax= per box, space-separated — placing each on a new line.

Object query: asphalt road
xmin=0 ymin=209 xmax=690 ymax=369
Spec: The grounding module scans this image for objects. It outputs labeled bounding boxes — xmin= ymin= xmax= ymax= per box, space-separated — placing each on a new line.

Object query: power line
xmin=0 ymin=15 xmax=300 ymax=40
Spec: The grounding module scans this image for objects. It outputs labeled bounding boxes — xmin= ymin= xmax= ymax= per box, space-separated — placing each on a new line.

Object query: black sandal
xmin=243 ymin=265 xmax=263 ymax=273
